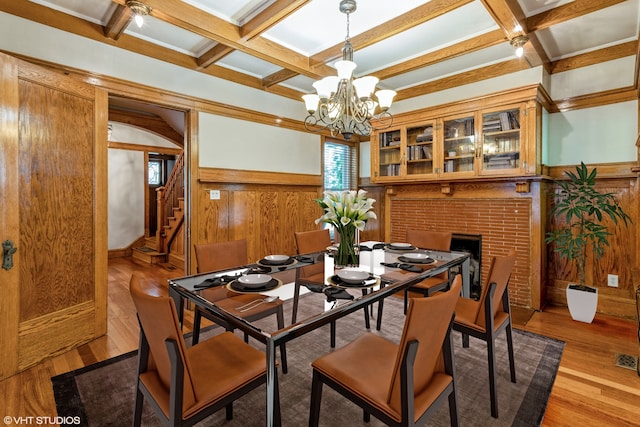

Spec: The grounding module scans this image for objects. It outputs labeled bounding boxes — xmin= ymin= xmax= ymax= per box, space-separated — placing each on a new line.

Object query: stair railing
xmin=155 ymin=151 xmax=184 ymax=253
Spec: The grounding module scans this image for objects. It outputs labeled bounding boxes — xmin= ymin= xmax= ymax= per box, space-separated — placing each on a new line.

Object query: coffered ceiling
xmin=3 ymin=0 xmax=639 ymax=107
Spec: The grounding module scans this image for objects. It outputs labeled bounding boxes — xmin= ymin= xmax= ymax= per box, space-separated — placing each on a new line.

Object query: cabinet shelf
xmin=484 ymin=151 xmax=519 ymax=158
xmin=484 ymin=129 xmax=520 ymax=137
xmin=444 ymin=136 xmax=473 ymax=142
xmin=446 ymin=154 xmax=474 ymax=160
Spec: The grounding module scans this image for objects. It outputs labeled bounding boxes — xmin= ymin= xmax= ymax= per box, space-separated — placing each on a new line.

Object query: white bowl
xmin=336 ymin=270 xmax=370 ymax=284
xmin=264 ymin=254 xmax=289 ymax=262
xmin=237 ymin=274 xmax=272 ymax=287
xmin=389 ymin=242 xmax=412 ymax=249
xmin=402 ymin=252 xmax=430 ymax=262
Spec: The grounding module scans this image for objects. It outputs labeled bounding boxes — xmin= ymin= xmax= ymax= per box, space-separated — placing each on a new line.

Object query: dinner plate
xmin=390 ymin=242 xmax=412 ymax=248
xmin=386 ymin=243 xmax=416 ymax=251
xmin=336 ymin=270 xmax=370 ymax=284
xmin=257 ymin=255 xmax=296 ymax=267
xmin=401 ymin=252 xmax=430 ymax=262
xmin=264 ymin=254 xmax=289 ymax=263
xmin=237 ymin=274 xmax=272 ymax=288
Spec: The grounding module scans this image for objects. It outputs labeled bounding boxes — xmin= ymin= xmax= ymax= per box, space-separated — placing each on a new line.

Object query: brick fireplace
xmin=385 ymin=180 xmax=542 ymax=309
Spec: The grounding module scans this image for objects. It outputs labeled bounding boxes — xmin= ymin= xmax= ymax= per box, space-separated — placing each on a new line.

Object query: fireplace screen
xmin=451 ymin=233 xmax=482 ymax=299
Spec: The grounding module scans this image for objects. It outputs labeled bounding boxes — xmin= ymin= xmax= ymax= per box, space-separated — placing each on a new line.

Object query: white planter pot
xmin=566 ymin=284 xmax=598 ymax=323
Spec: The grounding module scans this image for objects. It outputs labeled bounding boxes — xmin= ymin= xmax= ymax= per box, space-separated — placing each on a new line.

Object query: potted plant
xmin=545 ymin=162 xmax=632 ymax=323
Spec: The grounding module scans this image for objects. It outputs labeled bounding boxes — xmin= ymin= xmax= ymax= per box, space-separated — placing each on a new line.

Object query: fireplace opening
xmin=451 ymin=233 xmax=482 ymax=299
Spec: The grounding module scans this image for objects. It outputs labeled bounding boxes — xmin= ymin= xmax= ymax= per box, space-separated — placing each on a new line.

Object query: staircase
xmin=132 ymin=236 xmax=167 ymax=265
xmin=132 ymin=151 xmax=185 ymax=268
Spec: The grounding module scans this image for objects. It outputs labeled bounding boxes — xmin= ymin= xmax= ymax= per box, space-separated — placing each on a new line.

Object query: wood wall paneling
xmin=546 ymin=176 xmax=637 ymax=318
xmin=195 ymin=173 xmax=323 ymax=265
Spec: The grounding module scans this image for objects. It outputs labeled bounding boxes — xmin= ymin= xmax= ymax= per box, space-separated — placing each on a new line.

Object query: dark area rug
xmin=52 ymin=295 xmax=564 ymax=426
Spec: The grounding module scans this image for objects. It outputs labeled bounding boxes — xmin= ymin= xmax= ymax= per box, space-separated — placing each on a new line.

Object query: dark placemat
xmin=328 ymin=274 xmax=379 ymax=288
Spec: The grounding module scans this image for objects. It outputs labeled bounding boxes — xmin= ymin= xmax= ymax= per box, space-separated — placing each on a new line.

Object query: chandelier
xmin=302 ymin=0 xmax=396 ymax=141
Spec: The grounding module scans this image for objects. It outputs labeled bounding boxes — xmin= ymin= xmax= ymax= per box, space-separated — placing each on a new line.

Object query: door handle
xmin=2 ymin=240 xmax=17 ymax=271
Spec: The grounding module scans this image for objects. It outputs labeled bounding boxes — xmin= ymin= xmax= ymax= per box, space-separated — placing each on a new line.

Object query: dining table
xmin=168 ymin=242 xmax=470 ymax=427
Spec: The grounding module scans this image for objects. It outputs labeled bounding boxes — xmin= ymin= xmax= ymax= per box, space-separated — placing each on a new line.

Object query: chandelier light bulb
xmin=335 ymin=60 xmax=356 ymax=80
xmin=302 ymin=94 xmax=320 ymax=113
xmin=510 ymin=35 xmax=529 ymax=58
xmin=126 ymin=1 xmax=151 ymax=29
xmin=134 ymin=13 xmax=144 ymax=27
xmin=313 ymin=76 xmax=339 ymax=100
xmin=353 ymin=76 xmax=378 ymax=99
xmin=376 ymin=90 xmax=396 ymax=110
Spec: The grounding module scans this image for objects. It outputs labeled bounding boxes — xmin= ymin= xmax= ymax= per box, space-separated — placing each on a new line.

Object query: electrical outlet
xmin=209 ymin=189 xmax=220 ymax=200
xmin=607 ymin=274 xmax=618 ymax=287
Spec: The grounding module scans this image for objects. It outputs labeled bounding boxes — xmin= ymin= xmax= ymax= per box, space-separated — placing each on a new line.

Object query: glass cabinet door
xmin=442 ymin=115 xmax=475 ymax=175
xmin=377 ymin=129 xmax=402 ymax=178
xmin=406 ymin=123 xmax=435 ymax=177
xmin=481 ymin=107 xmax=521 ymax=173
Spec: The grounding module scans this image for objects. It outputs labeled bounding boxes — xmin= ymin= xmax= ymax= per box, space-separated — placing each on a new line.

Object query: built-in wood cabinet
xmin=371 ymin=86 xmax=546 ymax=183
xmin=441 ymin=113 xmax=476 ymax=177
xmin=377 ymin=122 xmax=439 ymax=179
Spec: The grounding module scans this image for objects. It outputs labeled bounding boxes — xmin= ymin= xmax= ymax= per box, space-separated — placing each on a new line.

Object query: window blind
xmin=323 ymin=140 xmax=357 ymax=191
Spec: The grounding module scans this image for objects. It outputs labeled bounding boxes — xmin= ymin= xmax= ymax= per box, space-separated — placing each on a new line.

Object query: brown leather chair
xmin=192 ymin=240 xmax=287 ymax=373
xmin=129 ymin=273 xmax=280 ymax=426
xmin=453 ymin=249 xmax=516 ymax=418
xmin=292 ymin=229 xmax=332 ymax=324
xmin=403 ymin=230 xmax=453 ymax=313
xmin=294 ymin=229 xmax=374 ymax=348
xmin=309 ymin=275 xmax=462 ymax=427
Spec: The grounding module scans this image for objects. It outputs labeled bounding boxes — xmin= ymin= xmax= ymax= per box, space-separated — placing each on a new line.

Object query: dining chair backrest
xmin=194 ymin=240 xmax=248 ymax=273
xmin=474 ymin=249 xmax=516 ymax=328
xmin=294 ymin=229 xmax=331 ymax=279
xmin=129 ymin=273 xmax=197 ymax=411
xmin=294 ymin=229 xmax=332 ymax=254
xmin=386 ymin=275 xmax=462 ymax=413
xmin=405 ymin=229 xmax=452 ymax=251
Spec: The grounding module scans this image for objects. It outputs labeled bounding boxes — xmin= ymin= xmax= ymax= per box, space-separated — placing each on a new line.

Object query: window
xmin=323 ymin=140 xmax=357 ymax=191
xmin=148 ymin=160 xmax=162 ymax=185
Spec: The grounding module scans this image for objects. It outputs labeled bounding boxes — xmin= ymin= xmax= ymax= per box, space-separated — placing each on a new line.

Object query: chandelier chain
xmin=345 ymin=11 xmax=350 ymax=43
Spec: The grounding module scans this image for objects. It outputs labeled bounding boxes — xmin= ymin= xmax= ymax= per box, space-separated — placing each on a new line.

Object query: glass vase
xmin=334 ymin=225 xmax=360 ymax=269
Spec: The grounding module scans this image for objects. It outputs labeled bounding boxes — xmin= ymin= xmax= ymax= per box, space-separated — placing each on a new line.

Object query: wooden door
xmin=0 ymin=53 xmax=107 ymax=380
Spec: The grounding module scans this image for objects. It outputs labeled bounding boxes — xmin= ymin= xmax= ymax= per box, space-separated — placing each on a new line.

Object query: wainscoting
xmin=192 ymin=162 xmax=638 ymax=319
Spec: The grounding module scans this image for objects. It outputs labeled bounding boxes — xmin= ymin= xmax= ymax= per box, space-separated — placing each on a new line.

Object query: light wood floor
xmin=1 ymin=256 xmax=638 ymax=426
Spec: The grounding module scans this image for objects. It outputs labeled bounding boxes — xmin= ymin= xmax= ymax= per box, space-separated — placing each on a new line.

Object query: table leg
xmin=461 ymin=257 xmax=471 ymax=298
xmin=265 ymin=339 xmax=280 ymax=427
